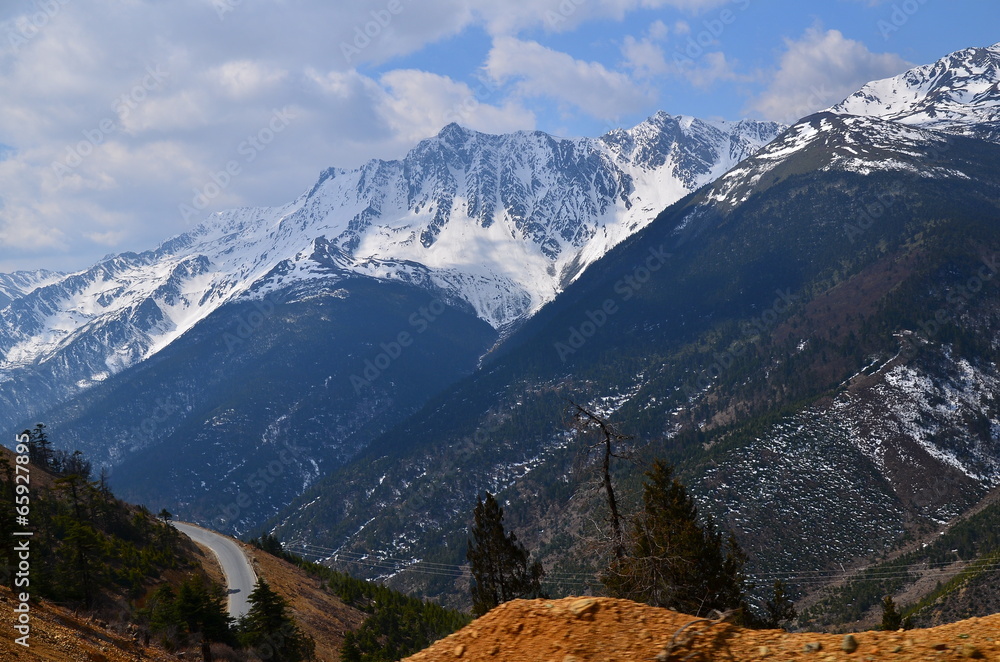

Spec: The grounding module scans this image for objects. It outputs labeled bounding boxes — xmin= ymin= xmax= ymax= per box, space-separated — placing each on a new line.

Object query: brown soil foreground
xmin=402 ymin=597 xmax=1000 ymax=662
xmin=0 ymin=587 xmax=174 ymax=662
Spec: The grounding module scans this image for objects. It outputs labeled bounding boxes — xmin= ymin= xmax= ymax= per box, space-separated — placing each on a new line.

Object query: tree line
xmin=465 ymin=405 xmax=797 ymax=629
xmin=4 ymin=424 xmax=314 ymax=661
xmin=249 ymin=534 xmax=470 ymax=662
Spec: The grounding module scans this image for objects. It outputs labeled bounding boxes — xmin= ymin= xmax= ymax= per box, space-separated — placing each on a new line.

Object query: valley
xmin=3 ymin=39 xmax=1000 ymax=639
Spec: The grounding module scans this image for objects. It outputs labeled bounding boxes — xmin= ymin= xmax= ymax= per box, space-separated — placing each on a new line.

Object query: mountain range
xmin=266 ymin=42 xmax=1000 ymax=619
xmin=0 ymin=110 xmax=782 ymax=532
xmin=4 ymin=38 xmax=1000 ymax=624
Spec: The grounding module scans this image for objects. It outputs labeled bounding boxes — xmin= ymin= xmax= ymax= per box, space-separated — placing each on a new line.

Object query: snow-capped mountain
xmin=702 ymin=43 xmax=1000 ymax=211
xmin=0 ymin=113 xmax=782 ymax=427
xmin=0 ymin=270 xmax=63 ymax=308
xmin=266 ymin=43 xmax=1000 ymax=612
xmin=830 ymin=41 xmax=1000 ymax=141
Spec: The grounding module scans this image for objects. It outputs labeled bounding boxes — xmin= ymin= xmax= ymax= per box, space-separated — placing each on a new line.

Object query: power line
xmin=284 ymin=540 xmax=1000 ymax=589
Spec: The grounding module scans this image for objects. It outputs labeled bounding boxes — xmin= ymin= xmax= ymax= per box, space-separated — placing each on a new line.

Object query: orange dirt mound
xmin=402 ymin=597 xmax=1000 ymax=661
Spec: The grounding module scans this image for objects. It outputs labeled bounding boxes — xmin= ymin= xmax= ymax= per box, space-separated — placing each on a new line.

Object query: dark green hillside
xmin=800 ymin=493 xmax=1000 ymax=630
xmin=271 ymin=119 xmax=1000 ymax=617
xmin=37 ymin=276 xmax=496 ymax=535
xmin=0 ymin=442 xmax=199 ymax=616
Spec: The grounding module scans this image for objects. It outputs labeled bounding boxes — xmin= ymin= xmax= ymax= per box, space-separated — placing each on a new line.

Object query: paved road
xmin=173 ymin=522 xmax=257 ymax=619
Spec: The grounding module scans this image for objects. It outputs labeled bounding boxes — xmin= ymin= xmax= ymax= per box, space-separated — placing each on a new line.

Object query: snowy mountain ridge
xmin=0 ymin=270 xmax=64 ymax=308
xmin=700 ymin=43 xmax=1000 ymax=210
xmin=0 ymin=113 xmax=782 ymax=403
xmin=830 ymin=41 xmax=1000 ymax=140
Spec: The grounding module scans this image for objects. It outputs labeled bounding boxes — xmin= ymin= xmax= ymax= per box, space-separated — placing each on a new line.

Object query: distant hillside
xmin=0 ymin=438 xmax=370 ymax=661
xmin=268 ymin=43 xmax=1000 ymax=628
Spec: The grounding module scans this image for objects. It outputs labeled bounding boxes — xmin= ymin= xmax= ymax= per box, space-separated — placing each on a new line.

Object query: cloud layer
xmin=747 ymin=28 xmax=913 ymax=123
xmin=0 ymin=1 xmax=921 ymax=272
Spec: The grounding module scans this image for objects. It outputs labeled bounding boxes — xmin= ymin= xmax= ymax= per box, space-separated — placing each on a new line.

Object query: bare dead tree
xmin=568 ymin=402 xmax=632 ymax=559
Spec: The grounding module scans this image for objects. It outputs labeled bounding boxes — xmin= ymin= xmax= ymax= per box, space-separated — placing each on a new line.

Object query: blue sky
xmin=0 ymin=0 xmax=997 ymax=273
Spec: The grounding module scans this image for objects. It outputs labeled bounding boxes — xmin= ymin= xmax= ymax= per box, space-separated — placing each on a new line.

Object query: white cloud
xmin=622 ymin=21 xmax=747 ymax=89
xmin=377 ymin=70 xmax=535 ymax=142
xmin=467 ymin=0 xmax=734 ymax=35
xmin=622 ymin=34 xmax=673 ymax=78
xmin=0 ymin=1 xmax=541 ymax=272
xmin=211 ymin=60 xmax=289 ymax=100
xmin=747 ymin=28 xmax=912 ymax=123
xmin=486 ymin=37 xmax=652 ymax=120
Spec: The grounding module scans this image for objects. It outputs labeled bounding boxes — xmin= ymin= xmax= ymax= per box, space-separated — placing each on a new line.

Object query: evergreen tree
xmin=880 ymin=595 xmax=902 ymax=631
xmin=762 ymin=579 xmax=797 ymax=629
xmin=239 ymin=578 xmax=315 ymax=661
xmin=25 ymin=423 xmax=53 ymax=469
xmin=603 ymin=460 xmax=750 ymax=618
xmin=52 ymin=519 xmax=101 ymax=606
xmin=148 ymin=584 xmax=181 ymax=634
xmin=466 ymin=493 xmax=545 ymax=617
xmin=175 ymin=574 xmax=233 ymax=644
xmin=51 ymin=448 xmax=93 ymax=480
xmin=146 ymin=575 xmax=235 ymax=651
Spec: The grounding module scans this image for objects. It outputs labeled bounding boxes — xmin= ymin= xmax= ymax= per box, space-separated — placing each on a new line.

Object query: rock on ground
xmin=403 ymin=597 xmax=1000 ymax=661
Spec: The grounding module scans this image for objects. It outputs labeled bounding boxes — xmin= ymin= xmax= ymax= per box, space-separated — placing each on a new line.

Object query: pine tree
xmin=467 ymin=493 xmax=545 ymax=617
xmin=239 ymin=578 xmax=315 ymax=661
xmin=762 ymin=579 xmax=797 ymax=629
xmin=175 ymin=574 xmax=233 ymax=644
xmin=602 ymin=460 xmax=749 ymax=618
xmin=58 ymin=520 xmax=100 ymax=607
xmin=880 ymin=595 xmax=902 ymax=631
xmin=148 ymin=584 xmax=181 ymax=633
xmin=25 ymin=423 xmax=53 ymax=469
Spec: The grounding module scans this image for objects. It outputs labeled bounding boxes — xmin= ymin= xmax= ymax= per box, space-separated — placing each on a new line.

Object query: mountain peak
xmin=829 ymin=42 xmax=1000 ymax=141
xmin=436 ymin=122 xmax=474 ymax=144
xmin=0 ymin=111 xmax=784 ymax=414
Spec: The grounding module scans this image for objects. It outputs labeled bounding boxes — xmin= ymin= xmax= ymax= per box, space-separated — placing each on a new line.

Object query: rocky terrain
xmin=0 ymin=584 xmax=175 ymax=662
xmin=403 ymin=597 xmax=1000 ymax=662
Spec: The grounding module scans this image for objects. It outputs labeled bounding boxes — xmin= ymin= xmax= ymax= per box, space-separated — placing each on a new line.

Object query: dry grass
xmin=0 ymin=584 xmax=176 ymax=662
xmin=241 ymin=542 xmax=367 ymax=662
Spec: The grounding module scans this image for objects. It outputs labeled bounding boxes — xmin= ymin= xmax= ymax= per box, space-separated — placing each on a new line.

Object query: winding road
xmin=173 ymin=521 xmax=257 ymax=619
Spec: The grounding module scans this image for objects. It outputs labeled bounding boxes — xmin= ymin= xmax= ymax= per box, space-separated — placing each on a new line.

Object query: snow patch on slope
xmin=0 ymin=114 xmax=783 ymax=390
